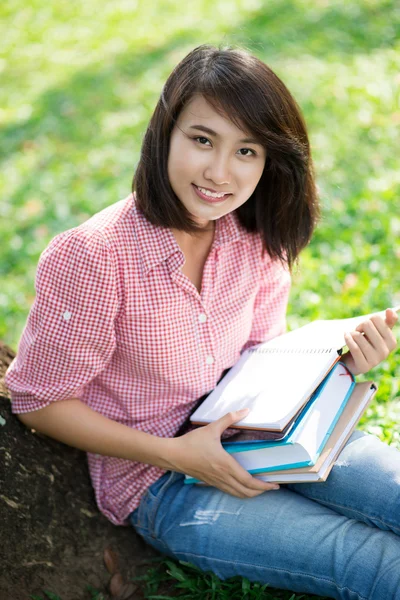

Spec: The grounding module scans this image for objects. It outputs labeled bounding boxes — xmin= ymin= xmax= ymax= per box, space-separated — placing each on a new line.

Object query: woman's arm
xmin=18 ymin=400 xmax=279 ymax=498
xmin=18 ymin=399 xmax=173 ymax=468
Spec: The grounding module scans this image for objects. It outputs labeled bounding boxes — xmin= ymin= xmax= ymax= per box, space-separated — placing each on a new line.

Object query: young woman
xmin=6 ymin=45 xmax=400 ymax=599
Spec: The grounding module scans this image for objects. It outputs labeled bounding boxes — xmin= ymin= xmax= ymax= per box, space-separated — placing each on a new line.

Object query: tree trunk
xmin=0 ymin=342 xmax=155 ymax=600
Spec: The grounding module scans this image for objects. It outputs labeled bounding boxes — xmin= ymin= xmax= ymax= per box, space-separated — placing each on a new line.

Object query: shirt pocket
xmin=116 ymin=289 xmax=201 ymax=386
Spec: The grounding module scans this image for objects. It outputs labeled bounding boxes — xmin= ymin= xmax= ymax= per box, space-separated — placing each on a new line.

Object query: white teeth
xmin=197 ymin=186 xmax=228 ymax=198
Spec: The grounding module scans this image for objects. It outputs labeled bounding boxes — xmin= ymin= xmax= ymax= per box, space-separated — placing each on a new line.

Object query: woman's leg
xmin=130 ymin=466 xmax=400 ymax=600
xmin=288 ymin=431 xmax=400 ymax=535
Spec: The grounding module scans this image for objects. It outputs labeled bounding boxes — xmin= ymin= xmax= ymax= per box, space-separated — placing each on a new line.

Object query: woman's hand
xmin=342 ymin=308 xmax=398 ymax=375
xmin=165 ymin=409 xmax=280 ymax=498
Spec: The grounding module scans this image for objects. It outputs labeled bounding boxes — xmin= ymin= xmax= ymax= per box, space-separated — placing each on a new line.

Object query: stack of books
xmin=184 ymin=311 xmax=383 ymax=485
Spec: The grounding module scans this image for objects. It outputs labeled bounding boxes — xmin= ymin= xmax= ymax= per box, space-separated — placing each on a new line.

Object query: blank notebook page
xmin=191 ymin=347 xmax=339 ymax=429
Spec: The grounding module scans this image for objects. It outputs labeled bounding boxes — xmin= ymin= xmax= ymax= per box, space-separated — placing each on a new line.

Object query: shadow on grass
xmin=232 ymin=0 xmax=400 ymax=59
xmin=0 ymin=33 xmax=194 ymax=161
xmin=1 ymin=0 xmax=399 ymax=162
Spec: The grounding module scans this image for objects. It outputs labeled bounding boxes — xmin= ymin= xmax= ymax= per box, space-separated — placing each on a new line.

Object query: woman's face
xmin=167 ymin=95 xmax=267 ymax=228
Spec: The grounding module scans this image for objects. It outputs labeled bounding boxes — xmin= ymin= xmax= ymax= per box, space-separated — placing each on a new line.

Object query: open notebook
xmin=190 ymin=309 xmax=391 ymax=432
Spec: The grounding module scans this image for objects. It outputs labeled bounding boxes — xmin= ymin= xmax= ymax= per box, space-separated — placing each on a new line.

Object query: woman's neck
xmin=171 ymin=221 xmax=215 ymax=252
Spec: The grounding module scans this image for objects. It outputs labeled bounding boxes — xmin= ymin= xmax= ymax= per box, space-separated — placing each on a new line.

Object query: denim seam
xmin=134 ymin=520 xmax=150 ymax=536
xmin=173 ymin=551 xmax=369 ymax=600
xmin=301 ymin=495 xmax=400 ymax=534
xmin=133 ymin=491 xmax=154 ymax=533
xmin=135 ymin=529 xmax=170 ymax=554
xmin=131 ymin=475 xmax=172 ymax=536
xmin=145 ymin=471 xmax=176 ymax=538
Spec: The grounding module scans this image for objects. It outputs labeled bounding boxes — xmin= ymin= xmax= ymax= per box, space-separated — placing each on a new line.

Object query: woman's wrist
xmin=134 ymin=433 xmax=183 ymax=472
xmin=154 ymin=436 xmax=183 ymax=472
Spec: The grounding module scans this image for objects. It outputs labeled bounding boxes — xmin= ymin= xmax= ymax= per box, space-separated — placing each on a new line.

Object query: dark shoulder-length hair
xmin=133 ymin=44 xmax=320 ymax=270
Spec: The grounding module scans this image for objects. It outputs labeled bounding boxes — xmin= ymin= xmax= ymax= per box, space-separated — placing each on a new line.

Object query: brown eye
xmin=238 ymin=148 xmax=256 ymax=156
xmin=194 ymin=136 xmax=211 ymax=146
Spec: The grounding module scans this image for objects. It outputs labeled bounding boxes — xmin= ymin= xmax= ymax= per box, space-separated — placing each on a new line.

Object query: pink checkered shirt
xmin=6 ymin=194 xmax=291 ymax=525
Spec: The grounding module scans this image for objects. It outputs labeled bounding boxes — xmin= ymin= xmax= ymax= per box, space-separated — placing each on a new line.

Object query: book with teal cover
xmin=185 ymin=362 xmax=355 ymax=484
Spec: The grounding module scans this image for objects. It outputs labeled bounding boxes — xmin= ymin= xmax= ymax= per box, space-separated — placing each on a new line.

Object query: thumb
xmin=385 ymin=308 xmax=398 ymax=329
xmin=214 ymin=408 xmax=249 ymax=434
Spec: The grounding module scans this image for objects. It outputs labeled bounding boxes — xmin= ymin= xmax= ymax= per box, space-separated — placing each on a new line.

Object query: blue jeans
xmin=130 ymin=431 xmax=400 ymax=600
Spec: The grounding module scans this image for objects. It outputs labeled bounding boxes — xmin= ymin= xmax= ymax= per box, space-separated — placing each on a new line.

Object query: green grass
xmin=29 ymin=559 xmax=317 ymax=600
xmin=31 ymin=585 xmax=105 ymax=600
xmin=132 ymin=558 xmax=310 ymax=599
xmin=3 ymin=0 xmax=400 ymax=599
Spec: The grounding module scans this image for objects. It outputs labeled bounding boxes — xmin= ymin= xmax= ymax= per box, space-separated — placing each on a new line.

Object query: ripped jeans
xmin=129 ymin=431 xmax=400 ymax=600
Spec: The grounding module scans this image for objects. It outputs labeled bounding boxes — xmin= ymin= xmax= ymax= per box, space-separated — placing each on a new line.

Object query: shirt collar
xmin=132 ymin=197 xmax=178 ymax=277
xmin=131 ymin=194 xmax=250 ymax=277
xmin=214 ymin=208 xmax=250 ymax=248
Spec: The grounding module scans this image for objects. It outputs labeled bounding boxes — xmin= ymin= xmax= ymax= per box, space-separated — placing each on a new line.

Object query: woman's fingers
xmin=223 ymin=453 xmax=280 ymax=493
xmin=355 ymin=320 xmax=389 ymax=359
xmin=385 ymin=307 xmax=399 ymax=329
xmin=209 ymin=469 xmax=279 ymax=498
xmin=185 ymin=411 xmax=281 ymax=497
xmin=354 ymin=316 xmax=397 ymax=356
xmin=207 ymin=478 xmax=265 ymax=499
xmin=344 ymin=332 xmax=370 ymax=372
xmin=370 ymin=315 xmax=397 ymax=351
xmin=223 ymin=474 xmax=277 ymax=498
xmin=200 ymin=448 xmax=279 ymax=495
xmin=345 ymin=313 xmax=398 ymax=373
xmin=209 ymin=413 xmax=280 ymax=494
xmin=212 ymin=408 xmax=249 ymax=436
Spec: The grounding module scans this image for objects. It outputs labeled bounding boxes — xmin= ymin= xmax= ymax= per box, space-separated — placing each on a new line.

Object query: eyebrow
xmin=188 ymin=125 xmax=260 ymax=145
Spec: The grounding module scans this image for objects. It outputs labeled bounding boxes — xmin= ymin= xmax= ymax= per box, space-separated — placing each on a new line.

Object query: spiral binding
xmin=248 ymin=347 xmax=333 ymax=354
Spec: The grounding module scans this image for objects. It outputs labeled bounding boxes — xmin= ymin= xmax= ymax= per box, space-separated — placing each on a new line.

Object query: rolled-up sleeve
xmin=241 ymin=254 xmax=291 ymax=353
xmin=5 ymin=229 xmax=119 ymax=413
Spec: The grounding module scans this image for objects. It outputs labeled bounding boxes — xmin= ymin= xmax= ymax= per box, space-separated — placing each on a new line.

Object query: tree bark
xmin=0 ymin=341 xmax=155 ymax=600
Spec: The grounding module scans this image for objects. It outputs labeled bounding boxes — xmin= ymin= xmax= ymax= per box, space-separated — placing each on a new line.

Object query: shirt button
xmin=206 ymin=355 xmax=215 ymax=365
xmin=198 ymin=313 xmax=207 ymax=323
xmin=63 ymin=311 xmax=72 ymax=321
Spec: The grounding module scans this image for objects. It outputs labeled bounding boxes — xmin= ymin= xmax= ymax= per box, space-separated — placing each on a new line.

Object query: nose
xmin=204 ymin=152 xmax=231 ymax=186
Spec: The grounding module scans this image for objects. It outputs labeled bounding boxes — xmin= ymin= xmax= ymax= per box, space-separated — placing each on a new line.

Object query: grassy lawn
xmin=1 ymin=0 xmax=400 ymax=598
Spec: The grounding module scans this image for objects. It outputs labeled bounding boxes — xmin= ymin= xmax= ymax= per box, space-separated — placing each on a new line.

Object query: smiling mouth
xmin=192 ymin=184 xmax=232 ymax=203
